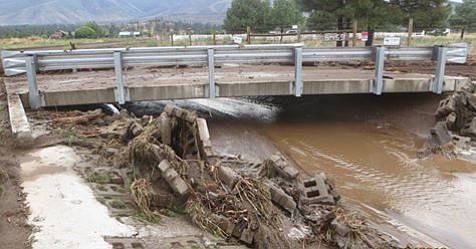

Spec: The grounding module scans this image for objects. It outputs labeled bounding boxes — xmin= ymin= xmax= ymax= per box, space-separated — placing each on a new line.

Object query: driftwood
xmin=54 ymin=109 xmax=103 ymax=125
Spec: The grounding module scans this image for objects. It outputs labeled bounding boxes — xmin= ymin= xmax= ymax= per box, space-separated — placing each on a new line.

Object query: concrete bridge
xmin=0 ymin=44 xmax=469 ymax=142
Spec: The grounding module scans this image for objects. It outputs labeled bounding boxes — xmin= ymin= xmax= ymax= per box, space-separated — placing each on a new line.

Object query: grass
xmin=0 ymin=166 xmax=8 ymax=198
xmin=58 ymin=126 xmax=78 ymax=146
xmin=160 ymin=204 xmax=186 ymax=217
xmin=109 ymin=199 xmax=127 ymax=209
xmin=87 ymin=171 xmax=112 ymax=184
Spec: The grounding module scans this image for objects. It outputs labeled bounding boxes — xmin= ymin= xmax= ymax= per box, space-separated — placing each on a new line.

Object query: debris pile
xmin=429 ymin=80 xmax=476 ymax=155
xmin=63 ymin=105 xmax=398 ymax=248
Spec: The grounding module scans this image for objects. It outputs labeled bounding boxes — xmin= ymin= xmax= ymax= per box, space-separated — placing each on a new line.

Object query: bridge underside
xmin=4 ymin=65 xmax=469 ymax=108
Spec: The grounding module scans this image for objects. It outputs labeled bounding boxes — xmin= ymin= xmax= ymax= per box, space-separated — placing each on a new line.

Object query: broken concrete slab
xmin=268 ymin=154 xmax=299 ymax=180
xmin=217 ymin=166 xmax=241 ymax=189
xmin=431 ymin=121 xmax=453 ymax=145
xmin=159 ymin=112 xmax=172 ymax=145
xmin=158 ymin=160 xmax=189 ymax=196
xmin=267 ymin=181 xmax=297 ymax=213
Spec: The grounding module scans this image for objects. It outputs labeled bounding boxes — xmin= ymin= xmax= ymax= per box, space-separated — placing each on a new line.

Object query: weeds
xmin=87 ymin=171 xmax=112 ymax=184
xmin=58 ymin=126 xmax=78 ymax=146
xmin=130 ymin=178 xmax=160 ymax=223
xmin=0 ymin=166 xmax=8 ymax=198
xmin=109 ymin=199 xmax=127 ymax=209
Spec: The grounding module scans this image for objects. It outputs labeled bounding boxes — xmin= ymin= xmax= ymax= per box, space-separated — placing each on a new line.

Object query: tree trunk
xmin=460 ymin=27 xmax=465 ymax=39
xmin=365 ymin=26 xmax=374 ymax=47
xmin=336 ymin=16 xmax=344 ymax=47
xmin=344 ymin=18 xmax=351 ymax=47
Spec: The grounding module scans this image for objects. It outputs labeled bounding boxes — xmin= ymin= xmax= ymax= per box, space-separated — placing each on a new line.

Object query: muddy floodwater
xmin=207 ymin=94 xmax=476 ymax=249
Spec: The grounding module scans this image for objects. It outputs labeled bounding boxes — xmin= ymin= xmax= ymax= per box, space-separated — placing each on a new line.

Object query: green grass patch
xmin=58 ymin=126 xmax=78 ymax=146
xmin=87 ymin=171 xmax=112 ymax=184
xmin=0 ymin=166 xmax=8 ymax=198
xmin=109 ymin=199 xmax=127 ymax=209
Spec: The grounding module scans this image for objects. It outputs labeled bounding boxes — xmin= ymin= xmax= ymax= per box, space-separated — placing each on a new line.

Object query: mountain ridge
xmin=0 ymin=0 xmax=231 ymax=25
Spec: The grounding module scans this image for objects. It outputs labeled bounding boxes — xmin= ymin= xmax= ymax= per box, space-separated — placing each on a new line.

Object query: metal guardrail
xmin=0 ymin=43 xmax=469 ymax=109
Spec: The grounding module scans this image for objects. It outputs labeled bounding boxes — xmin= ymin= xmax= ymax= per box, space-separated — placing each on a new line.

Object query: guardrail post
xmin=26 ymin=56 xmax=41 ymax=109
xmin=432 ymin=46 xmax=447 ymax=94
xmin=207 ymin=48 xmax=216 ymax=98
xmin=113 ymin=51 xmax=126 ymax=105
xmin=373 ymin=46 xmax=385 ymax=95
xmin=293 ymin=47 xmax=303 ymax=97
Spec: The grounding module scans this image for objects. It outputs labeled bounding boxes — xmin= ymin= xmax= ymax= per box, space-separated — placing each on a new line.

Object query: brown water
xmin=207 ymin=94 xmax=476 ymax=249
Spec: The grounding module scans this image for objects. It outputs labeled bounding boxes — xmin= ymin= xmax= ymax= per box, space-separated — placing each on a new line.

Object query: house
xmin=118 ymin=31 xmax=141 ymax=38
xmin=48 ymin=30 xmax=68 ymax=40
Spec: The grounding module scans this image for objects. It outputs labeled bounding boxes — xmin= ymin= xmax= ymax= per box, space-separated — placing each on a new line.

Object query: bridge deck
xmin=4 ymin=65 xmax=468 ymax=108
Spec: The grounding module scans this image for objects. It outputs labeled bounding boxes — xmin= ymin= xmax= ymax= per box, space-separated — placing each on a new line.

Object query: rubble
xmin=428 ymin=80 xmax=476 ymax=155
xmin=56 ymin=105 xmax=399 ymax=249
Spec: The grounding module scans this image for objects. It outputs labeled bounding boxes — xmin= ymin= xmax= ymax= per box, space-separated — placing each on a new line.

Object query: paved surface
xmin=4 ymin=65 xmax=437 ymax=94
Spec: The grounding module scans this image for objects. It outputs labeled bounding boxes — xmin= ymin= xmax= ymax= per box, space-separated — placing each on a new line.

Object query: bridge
xmin=0 ymin=43 xmax=470 ymax=142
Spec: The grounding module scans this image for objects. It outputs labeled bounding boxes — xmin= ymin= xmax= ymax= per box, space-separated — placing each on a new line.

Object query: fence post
xmin=297 ymin=26 xmax=301 ymax=43
xmin=213 ymin=32 xmax=217 ymax=45
xmin=407 ymin=18 xmax=413 ymax=47
xmin=189 ymin=33 xmax=192 ymax=46
xmin=207 ymin=48 xmax=216 ymax=98
xmin=170 ymin=33 xmax=174 ymax=47
xmin=352 ymin=19 xmax=358 ymax=47
xmin=26 ymin=56 xmax=41 ymax=109
xmin=246 ymin=26 xmax=251 ymax=44
xmin=113 ymin=51 xmax=126 ymax=105
xmin=433 ymin=46 xmax=447 ymax=94
xmin=293 ymin=46 xmax=303 ymax=97
xmin=373 ymin=46 xmax=385 ymax=95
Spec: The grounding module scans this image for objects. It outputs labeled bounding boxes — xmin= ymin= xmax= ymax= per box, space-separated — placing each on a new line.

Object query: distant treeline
xmin=0 ymin=24 xmax=80 ymax=38
xmin=0 ymin=20 xmax=222 ymax=39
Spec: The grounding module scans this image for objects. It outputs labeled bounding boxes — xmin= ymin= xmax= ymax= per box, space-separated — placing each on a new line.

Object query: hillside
xmin=0 ymin=0 xmax=231 ymax=25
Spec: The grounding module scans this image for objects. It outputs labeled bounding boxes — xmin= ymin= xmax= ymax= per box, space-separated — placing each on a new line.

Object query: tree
xmin=450 ymin=0 xmax=476 ymax=38
xmin=306 ymin=11 xmax=336 ymax=30
xmin=269 ymin=0 xmax=304 ymax=32
xmin=84 ymin=21 xmax=105 ymax=38
xmin=388 ymin=0 xmax=452 ymax=29
xmin=223 ymin=0 xmax=271 ymax=32
xmin=74 ymin=26 xmax=97 ymax=38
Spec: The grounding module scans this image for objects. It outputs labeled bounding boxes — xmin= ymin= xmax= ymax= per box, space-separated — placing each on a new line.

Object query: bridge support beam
xmin=207 ymin=48 xmax=216 ymax=98
xmin=372 ymin=46 xmax=385 ymax=95
xmin=114 ymin=51 xmax=126 ymax=105
xmin=293 ymin=47 xmax=303 ymax=97
xmin=432 ymin=46 xmax=447 ymax=94
xmin=26 ymin=56 xmax=41 ymax=110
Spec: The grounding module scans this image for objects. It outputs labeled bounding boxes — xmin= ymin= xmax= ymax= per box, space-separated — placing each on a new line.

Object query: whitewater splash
xmin=126 ymin=97 xmax=280 ymax=122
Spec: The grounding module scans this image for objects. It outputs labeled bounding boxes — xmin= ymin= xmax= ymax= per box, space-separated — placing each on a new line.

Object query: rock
xmin=211 ymin=214 xmax=235 ymax=235
xmin=268 ymin=154 xmax=299 ymax=180
xmin=431 ymin=121 xmax=452 ymax=145
xmin=266 ymin=181 xmax=297 ymax=213
xmin=452 ymin=135 xmax=471 ymax=151
xmin=158 ymin=160 xmax=189 ymax=196
xmin=217 ymin=166 xmax=241 ymax=189
xmin=446 ymin=112 xmax=457 ymax=129
xmin=300 ymin=175 xmax=335 ymax=206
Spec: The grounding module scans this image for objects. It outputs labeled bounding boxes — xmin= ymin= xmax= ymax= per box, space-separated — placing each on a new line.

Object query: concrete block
xmin=159 ymin=112 xmax=172 ymax=145
xmin=158 ymin=160 xmax=189 ymax=196
xmin=300 ymin=176 xmax=335 ymax=206
xmin=269 ymin=154 xmax=299 ymax=180
xmin=240 ymin=228 xmax=254 ymax=244
xmin=217 ymin=166 xmax=241 ymax=188
xmin=331 ymin=219 xmax=350 ymax=237
xmin=211 ymin=214 xmax=235 ymax=235
xmin=267 ymin=181 xmax=296 ymax=213
xmin=435 ymin=95 xmax=458 ymax=118
xmin=462 ymin=117 xmax=476 ymax=138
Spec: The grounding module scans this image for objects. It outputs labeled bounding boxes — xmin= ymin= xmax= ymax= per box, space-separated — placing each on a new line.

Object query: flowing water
xmin=204 ymin=94 xmax=476 ymax=249
xmin=131 ymin=93 xmax=476 ymax=248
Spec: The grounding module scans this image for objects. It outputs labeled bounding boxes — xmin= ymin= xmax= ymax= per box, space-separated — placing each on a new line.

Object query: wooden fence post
xmin=352 ymin=20 xmax=358 ymax=47
xmin=247 ymin=26 xmax=251 ymax=44
xmin=407 ymin=18 xmax=413 ymax=47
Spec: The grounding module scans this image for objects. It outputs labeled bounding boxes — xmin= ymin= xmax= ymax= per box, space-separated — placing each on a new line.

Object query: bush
xmin=75 ymin=26 xmax=97 ymax=38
